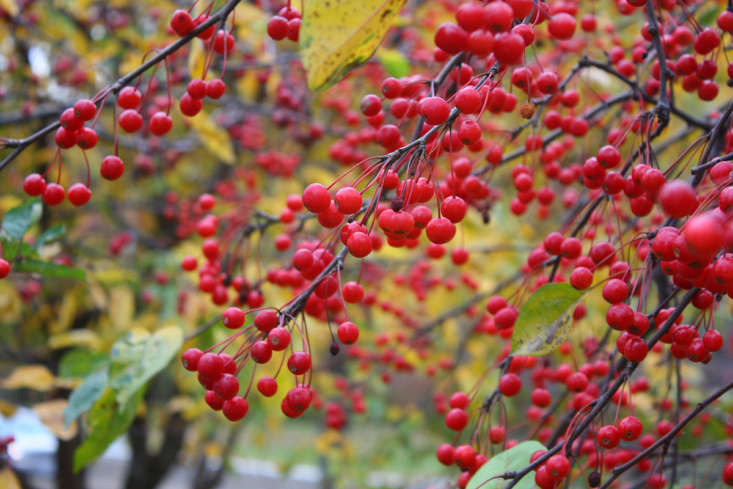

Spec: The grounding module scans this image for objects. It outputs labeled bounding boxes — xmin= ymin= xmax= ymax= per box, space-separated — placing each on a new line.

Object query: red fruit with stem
xmin=149 ymin=112 xmax=172 ymax=135
xmin=23 ymin=174 xmax=46 ymax=196
xmin=222 ymin=396 xmax=249 ymax=421
xmin=257 ymin=376 xmax=278 ymax=397
xmin=337 ymin=321 xmax=359 ymax=344
xmin=67 ymin=183 xmax=91 ymax=206
xmin=434 ymin=23 xmax=468 ymax=54
xmin=181 ymin=348 xmax=203 ymax=371
xmin=119 ymin=109 xmax=143 ymax=133
xmin=444 ymin=408 xmax=468 ymax=431
xmin=597 ymin=424 xmax=621 ymax=448
xmin=117 ymin=86 xmax=141 ymax=109
xmin=170 ymin=9 xmax=194 ymax=36
xmin=100 ymin=155 xmax=124 ymax=180
xmin=499 ymin=373 xmax=522 ymax=396
xmin=43 ymin=183 xmax=66 ymax=206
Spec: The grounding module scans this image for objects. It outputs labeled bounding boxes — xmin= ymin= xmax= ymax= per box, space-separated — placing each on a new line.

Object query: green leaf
xmin=59 ymin=350 xmax=108 ymax=379
xmin=0 ymin=237 xmax=37 ymax=261
xmin=1 ymin=199 xmax=41 ymax=241
xmin=300 ymin=0 xmax=407 ymax=90
xmin=13 ymin=259 xmax=86 ymax=280
xmin=73 ymin=386 xmax=143 ymax=472
xmin=64 ymin=370 xmax=108 ymax=428
xmin=377 ymin=48 xmax=409 ymax=78
xmin=697 ymin=5 xmax=721 ymax=28
xmin=34 ymin=224 xmax=66 ymax=248
xmin=108 ymin=327 xmax=183 ymax=407
xmin=466 ymin=441 xmax=546 ymax=489
xmin=511 ymin=283 xmax=584 ymax=357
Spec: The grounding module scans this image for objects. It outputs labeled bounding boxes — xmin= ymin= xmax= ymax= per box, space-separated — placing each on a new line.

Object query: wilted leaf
xmin=73 ymin=387 xmax=143 ymax=472
xmin=466 ymin=440 xmax=546 ymax=489
xmin=35 ymin=400 xmax=78 ymax=440
xmin=59 ymin=349 xmax=108 ymax=379
xmin=64 ymin=370 xmax=108 ymax=427
xmin=108 ymin=327 xmax=183 ymax=407
xmin=300 ymin=0 xmax=406 ymax=91
xmin=1 ymin=198 xmax=41 ymax=241
xmin=14 ymin=259 xmax=85 ymax=280
xmin=511 ymin=283 xmax=585 ymax=356
xmin=2 ymin=365 xmax=55 ymax=391
xmin=187 ymin=110 xmax=235 ymax=164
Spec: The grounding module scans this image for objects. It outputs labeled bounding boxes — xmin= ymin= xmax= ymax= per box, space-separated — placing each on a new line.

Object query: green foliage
xmin=73 ymin=387 xmax=145 ymax=472
xmin=108 ymin=327 xmax=183 ymax=406
xmin=59 ymin=349 xmax=108 ymax=379
xmin=466 ymin=441 xmax=546 ymax=489
xmin=64 ymin=370 xmax=108 ymax=428
xmin=511 ymin=283 xmax=585 ymax=356
xmin=0 ymin=198 xmax=41 ymax=241
xmin=13 ymin=259 xmax=86 ymax=280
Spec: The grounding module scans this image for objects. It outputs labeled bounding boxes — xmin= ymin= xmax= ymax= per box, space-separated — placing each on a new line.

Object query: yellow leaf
xmin=186 ymin=110 xmax=235 ymax=164
xmin=300 ymin=0 xmax=406 ymax=91
xmin=34 ymin=400 xmax=78 ymax=440
xmin=2 ymin=365 xmax=55 ymax=391
xmin=0 ymin=400 xmax=17 ymax=417
xmin=0 ymin=468 xmax=20 ymax=489
xmin=187 ymin=40 xmax=207 ymax=81
xmin=109 ymin=286 xmax=134 ymax=331
xmin=0 ymin=0 xmax=18 ymax=16
xmin=49 ymin=330 xmax=102 ymax=350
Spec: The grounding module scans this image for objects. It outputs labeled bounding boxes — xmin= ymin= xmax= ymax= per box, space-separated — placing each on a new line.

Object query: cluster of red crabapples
xmin=180 ymin=306 xmax=318 ymax=421
xmin=266 ymin=6 xmax=302 ymax=42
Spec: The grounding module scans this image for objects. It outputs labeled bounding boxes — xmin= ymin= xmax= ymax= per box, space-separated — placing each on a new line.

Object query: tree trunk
xmin=56 ymin=433 xmax=85 ymax=489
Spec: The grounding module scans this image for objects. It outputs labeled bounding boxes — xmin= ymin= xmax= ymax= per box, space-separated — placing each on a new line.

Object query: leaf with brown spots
xmin=300 ymin=0 xmax=406 ymax=91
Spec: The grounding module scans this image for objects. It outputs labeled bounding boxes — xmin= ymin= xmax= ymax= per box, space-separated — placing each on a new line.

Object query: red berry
xmin=171 ymin=9 xmax=195 ymax=36
xmin=498 ymin=373 xmax=522 ymax=396
xmin=23 ymin=173 xmax=46 ymax=196
xmin=100 ymin=155 xmax=124 ymax=180
xmin=257 ymin=376 xmax=278 ymax=397
xmin=222 ymin=396 xmax=249 ymax=421
xmin=302 ymin=183 xmax=331 ymax=213
xmin=597 ymin=424 xmax=621 ymax=448
xmin=419 ymin=96 xmax=451 ymax=125
xmin=67 ymin=183 xmax=91 ymax=206
xmin=73 ymin=99 xmax=97 ymax=121
xmin=206 ymin=79 xmax=226 ymax=99
xmin=149 ymin=111 xmax=173 ymax=136
xmin=434 ymin=23 xmax=468 ymax=54
xmin=119 ymin=109 xmax=143 ymax=133
xmin=117 ymin=86 xmax=141 ymax=109
xmin=0 ymin=259 xmax=10 ymax=279
xmin=181 ymin=348 xmax=203 ymax=371
xmin=444 ymin=408 xmax=469 ymax=431
xmin=222 ymin=307 xmax=245 ymax=329
xmin=618 ymin=415 xmax=643 ymax=441
xmin=42 ymin=183 xmax=66 ymax=206
xmin=548 ymin=13 xmax=576 ymax=40
xmin=267 ymin=16 xmax=288 ymax=40
xmin=337 ymin=321 xmax=359 ymax=344
xmin=213 ymin=373 xmax=239 ymax=400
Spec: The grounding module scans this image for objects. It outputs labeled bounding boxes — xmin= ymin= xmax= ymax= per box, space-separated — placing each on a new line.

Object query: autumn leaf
xmin=2 ymin=365 xmax=56 ymax=391
xmin=300 ymin=0 xmax=406 ymax=91
xmin=186 ymin=110 xmax=236 ymax=164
